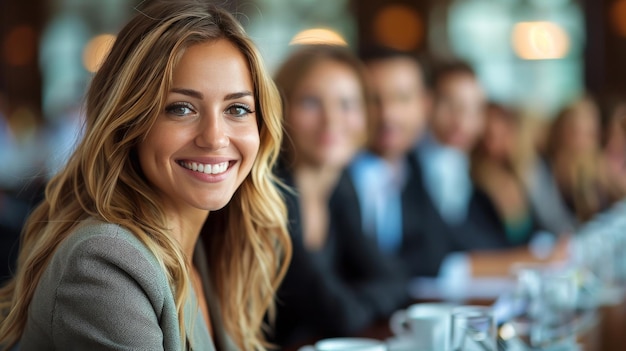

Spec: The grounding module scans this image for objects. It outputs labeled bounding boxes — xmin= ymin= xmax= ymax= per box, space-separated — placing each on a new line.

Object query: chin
xmin=193 ymin=195 xmax=236 ymax=212
xmin=328 ymin=159 xmax=350 ymax=169
xmin=444 ymin=137 xmax=467 ymax=150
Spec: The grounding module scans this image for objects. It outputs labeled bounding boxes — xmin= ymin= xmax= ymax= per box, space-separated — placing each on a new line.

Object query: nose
xmin=321 ymin=104 xmax=339 ymax=130
xmin=379 ymin=102 xmax=397 ymax=125
xmin=195 ymin=113 xmax=229 ymax=150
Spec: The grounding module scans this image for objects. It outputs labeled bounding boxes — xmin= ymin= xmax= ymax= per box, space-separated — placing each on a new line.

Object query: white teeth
xmin=181 ymin=161 xmax=229 ymax=175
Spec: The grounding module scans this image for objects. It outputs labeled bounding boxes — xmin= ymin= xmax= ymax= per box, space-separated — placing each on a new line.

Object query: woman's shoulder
xmin=48 ymin=218 xmax=170 ymax=297
xmin=61 ymin=218 xmax=152 ymax=255
xmin=24 ymin=218 xmax=180 ymax=349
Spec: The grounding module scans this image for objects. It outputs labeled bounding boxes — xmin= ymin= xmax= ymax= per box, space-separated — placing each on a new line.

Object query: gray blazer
xmin=19 ymin=219 xmax=239 ymax=351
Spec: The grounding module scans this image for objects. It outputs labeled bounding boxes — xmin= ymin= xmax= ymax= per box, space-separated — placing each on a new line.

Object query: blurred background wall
xmin=0 ymin=0 xmax=624 ymax=184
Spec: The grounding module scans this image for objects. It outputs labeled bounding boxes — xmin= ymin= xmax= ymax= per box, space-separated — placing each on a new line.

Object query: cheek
xmin=464 ymin=112 xmax=484 ymax=133
xmin=243 ymin=127 xmax=261 ymax=157
xmin=136 ymin=134 xmax=170 ymax=191
xmin=137 ymin=129 xmax=169 ymax=170
xmin=435 ymin=106 xmax=455 ymax=128
xmin=238 ymin=130 xmax=261 ymax=175
xmin=345 ymin=109 xmax=366 ymax=132
xmin=407 ymin=102 xmax=425 ymax=124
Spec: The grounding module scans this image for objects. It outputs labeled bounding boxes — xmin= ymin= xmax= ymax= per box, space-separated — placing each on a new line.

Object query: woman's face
xmin=285 ymin=59 xmax=366 ymax=168
xmin=138 ymin=39 xmax=259 ymax=215
xmin=560 ymin=102 xmax=600 ymax=154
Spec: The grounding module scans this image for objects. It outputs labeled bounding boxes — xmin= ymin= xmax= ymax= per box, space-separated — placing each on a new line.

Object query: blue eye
xmin=226 ymin=103 xmax=254 ymax=117
xmin=165 ymin=102 xmax=195 ymax=117
xmin=299 ymin=96 xmax=321 ymax=110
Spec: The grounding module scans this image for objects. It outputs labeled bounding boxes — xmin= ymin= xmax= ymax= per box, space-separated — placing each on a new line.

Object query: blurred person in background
xmin=0 ymin=1 xmax=291 ymax=350
xmin=411 ymin=61 xmax=511 ymax=278
xmin=421 ymin=62 xmax=569 ymax=280
xmin=599 ymin=94 xmax=626 ymax=194
xmin=345 ymin=47 xmax=431 ymax=274
xmin=347 ymin=57 xmax=565 ymax=285
xmin=546 ymin=95 xmax=625 ymax=223
xmin=471 ymin=103 xmax=538 ymax=245
xmin=471 ymin=102 xmax=576 ymax=244
xmin=270 ymin=45 xmax=409 ymax=347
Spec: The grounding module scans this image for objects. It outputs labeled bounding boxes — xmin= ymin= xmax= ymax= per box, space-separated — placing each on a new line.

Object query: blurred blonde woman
xmin=472 ymin=103 xmax=576 ymax=240
xmin=471 ymin=103 xmax=538 ymax=244
xmin=547 ymin=95 xmax=623 ymax=222
xmin=0 ymin=1 xmax=290 ymax=350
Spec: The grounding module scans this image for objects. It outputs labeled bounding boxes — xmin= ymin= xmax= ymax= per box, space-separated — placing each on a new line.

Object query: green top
xmin=504 ymin=210 xmax=534 ymax=245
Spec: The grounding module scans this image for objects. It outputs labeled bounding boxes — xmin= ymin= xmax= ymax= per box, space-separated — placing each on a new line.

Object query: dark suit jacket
xmin=331 ymin=151 xmax=507 ymax=278
xmin=271 ymin=168 xmax=409 ymax=347
xmin=400 ymin=152 xmax=508 ymax=277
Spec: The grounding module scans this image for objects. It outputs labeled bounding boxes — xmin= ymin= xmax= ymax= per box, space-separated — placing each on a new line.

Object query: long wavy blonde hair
xmin=471 ymin=103 xmax=536 ymax=185
xmin=546 ymin=95 xmax=623 ymax=221
xmin=0 ymin=1 xmax=291 ymax=350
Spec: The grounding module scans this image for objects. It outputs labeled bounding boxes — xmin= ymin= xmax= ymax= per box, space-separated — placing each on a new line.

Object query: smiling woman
xmin=0 ymin=1 xmax=290 ymax=351
xmin=138 ymin=40 xmax=261 ymax=217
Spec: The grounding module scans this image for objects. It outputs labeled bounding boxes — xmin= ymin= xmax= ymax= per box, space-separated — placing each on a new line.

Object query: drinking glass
xmin=314 ymin=338 xmax=386 ymax=351
xmin=449 ymin=306 xmax=496 ymax=351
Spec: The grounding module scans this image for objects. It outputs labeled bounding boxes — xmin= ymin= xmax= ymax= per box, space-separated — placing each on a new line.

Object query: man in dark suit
xmin=341 ymin=49 xmax=550 ymax=284
xmin=346 ymin=48 xmax=431 ymax=257
xmin=408 ymin=61 xmax=510 ymax=278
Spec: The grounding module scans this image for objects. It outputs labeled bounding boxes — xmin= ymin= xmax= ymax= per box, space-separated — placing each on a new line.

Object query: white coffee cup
xmin=313 ymin=337 xmax=386 ymax=351
xmin=389 ymin=303 xmax=455 ymax=351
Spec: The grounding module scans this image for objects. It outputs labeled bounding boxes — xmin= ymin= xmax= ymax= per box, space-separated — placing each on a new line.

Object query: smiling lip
xmin=176 ymin=157 xmax=236 ymax=182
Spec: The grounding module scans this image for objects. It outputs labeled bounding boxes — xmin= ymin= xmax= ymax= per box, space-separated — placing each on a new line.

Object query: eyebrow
xmin=170 ymin=88 xmax=253 ymax=101
xmin=171 ymin=88 xmax=203 ymax=99
xmin=224 ymin=91 xmax=253 ymax=101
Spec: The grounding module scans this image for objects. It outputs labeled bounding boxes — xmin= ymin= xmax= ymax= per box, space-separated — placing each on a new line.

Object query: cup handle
xmin=389 ymin=310 xmax=409 ymax=336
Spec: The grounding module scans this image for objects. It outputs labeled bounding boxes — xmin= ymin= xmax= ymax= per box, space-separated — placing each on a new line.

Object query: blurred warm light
xmin=512 ymin=22 xmax=569 ymax=60
xmin=3 ymin=25 xmax=37 ymax=66
xmin=610 ymin=0 xmax=626 ymax=37
xmin=289 ymin=28 xmax=347 ymax=46
xmin=83 ymin=34 xmax=116 ymax=73
xmin=373 ymin=4 xmax=423 ymax=51
xmin=499 ymin=322 xmax=516 ymax=340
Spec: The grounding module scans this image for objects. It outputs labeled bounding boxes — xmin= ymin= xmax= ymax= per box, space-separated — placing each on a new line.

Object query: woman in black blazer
xmin=270 ymin=45 xmax=409 ymax=347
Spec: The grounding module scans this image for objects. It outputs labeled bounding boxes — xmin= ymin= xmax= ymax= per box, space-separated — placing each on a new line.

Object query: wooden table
xmin=599 ymin=298 xmax=626 ymax=351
